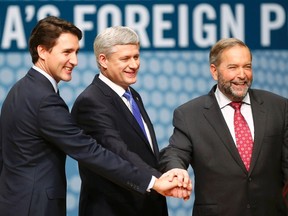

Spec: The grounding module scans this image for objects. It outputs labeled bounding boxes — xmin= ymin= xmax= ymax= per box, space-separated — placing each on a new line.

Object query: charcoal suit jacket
xmin=0 ymin=68 xmax=153 ymax=216
xmin=71 ymin=74 xmax=168 ymax=216
xmin=160 ymin=85 xmax=288 ymax=216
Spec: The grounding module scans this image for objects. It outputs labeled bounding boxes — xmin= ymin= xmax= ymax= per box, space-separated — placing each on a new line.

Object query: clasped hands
xmin=153 ymin=168 xmax=192 ymax=200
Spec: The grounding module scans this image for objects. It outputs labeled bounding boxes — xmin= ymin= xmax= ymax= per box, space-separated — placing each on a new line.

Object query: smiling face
xmin=99 ymin=44 xmax=140 ymax=89
xmin=210 ymin=45 xmax=253 ymax=101
xmin=35 ymin=33 xmax=80 ymax=83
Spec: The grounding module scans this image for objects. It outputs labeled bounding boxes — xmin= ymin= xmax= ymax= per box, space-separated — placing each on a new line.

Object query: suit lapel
xmin=132 ymin=91 xmax=160 ymax=157
xmin=248 ymin=90 xmax=266 ymax=173
xmin=203 ymin=88 xmax=248 ymax=172
xmin=204 ymin=88 xmax=267 ymax=174
xmin=116 ymin=95 xmax=148 ymax=143
xmin=94 ymin=77 xmax=156 ymax=155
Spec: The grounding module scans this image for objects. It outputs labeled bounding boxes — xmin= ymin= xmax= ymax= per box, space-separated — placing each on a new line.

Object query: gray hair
xmin=93 ymin=26 xmax=140 ymax=68
xmin=209 ymin=38 xmax=252 ymax=67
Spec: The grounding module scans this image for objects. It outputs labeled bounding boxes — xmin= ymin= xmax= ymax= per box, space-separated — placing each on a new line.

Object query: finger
xmin=182 ymin=188 xmax=191 ymax=198
xmin=183 ymin=195 xmax=190 ymax=201
xmin=181 ymin=171 xmax=190 ymax=188
xmin=175 ymin=172 xmax=184 ymax=187
xmin=172 ymin=169 xmax=190 ymax=188
xmin=170 ymin=188 xmax=179 ymax=197
xmin=187 ymin=180 xmax=193 ymax=191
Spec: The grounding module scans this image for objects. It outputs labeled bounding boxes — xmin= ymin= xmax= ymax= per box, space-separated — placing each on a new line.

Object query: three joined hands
xmin=152 ymin=168 xmax=192 ymax=200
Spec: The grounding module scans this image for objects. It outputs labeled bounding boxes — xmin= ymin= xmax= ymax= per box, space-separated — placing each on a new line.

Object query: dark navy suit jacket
xmin=71 ymin=74 xmax=168 ymax=216
xmin=0 ymin=68 xmax=152 ymax=216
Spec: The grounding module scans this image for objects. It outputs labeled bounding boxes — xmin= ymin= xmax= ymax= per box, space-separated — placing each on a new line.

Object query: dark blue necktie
xmin=123 ymin=90 xmax=147 ymax=138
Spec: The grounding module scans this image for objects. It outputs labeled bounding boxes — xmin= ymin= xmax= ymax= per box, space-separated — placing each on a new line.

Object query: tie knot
xmin=123 ymin=90 xmax=132 ymax=101
xmin=230 ymin=101 xmax=242 ymax=110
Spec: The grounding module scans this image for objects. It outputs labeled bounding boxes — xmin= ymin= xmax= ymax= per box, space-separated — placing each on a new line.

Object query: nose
xmin=238 ymin=67 xmax=246 ymax=78
xmin=70 ymin=52 xmax=78 ymax=66
xmin=129 ymin=58 xmax=139 ymax=69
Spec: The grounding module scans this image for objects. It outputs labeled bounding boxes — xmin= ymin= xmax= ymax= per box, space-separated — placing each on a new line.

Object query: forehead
xmin=221 ymin=45 xmax=251 ymax=61
xmin=106 ymin=45 xmax=138 ymax=61
xmin=54 ymin=33 xmax=80 ymax=49
xmin=112 ymin=44 xmax=139 ymax=53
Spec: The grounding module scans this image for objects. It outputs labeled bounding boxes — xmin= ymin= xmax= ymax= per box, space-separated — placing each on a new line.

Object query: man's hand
xmin=169 ymin=186 xmax=191 ymax=201
xmin=152 ymin=169 xmax=192 ymax=200
xmin=163 ymin=168 xmax=191 ymax=188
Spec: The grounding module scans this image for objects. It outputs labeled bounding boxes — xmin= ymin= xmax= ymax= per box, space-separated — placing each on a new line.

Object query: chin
xmin=232 ymin=92 xmax=247 ymax=100
xmin=127 ymin=79 xmax=137 ymax=85
xmin=62 ymin=77 xmax=72 ymax=82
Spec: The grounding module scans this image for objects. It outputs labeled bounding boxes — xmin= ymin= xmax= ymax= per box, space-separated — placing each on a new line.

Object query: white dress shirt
xmin=214 ymin=86 xmax=255 ymax=145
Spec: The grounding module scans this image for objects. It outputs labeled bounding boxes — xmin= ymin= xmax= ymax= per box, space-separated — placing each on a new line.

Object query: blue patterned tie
xmin=123 ymin=90 xmax=147 ymax=138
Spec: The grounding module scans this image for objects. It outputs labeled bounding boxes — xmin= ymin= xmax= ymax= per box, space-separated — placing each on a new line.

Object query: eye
xmin=63 ymin=50 xmax=71 ymax=55
xmin=134 ymin=55 xmax=139 ymax=60
xmin=228 ymin=66 xmax=237 ymax=70
xmin=120 ymin=57 xmax=129 ymax=62
xmin=244 ymin=64 xmax=252 ymax=69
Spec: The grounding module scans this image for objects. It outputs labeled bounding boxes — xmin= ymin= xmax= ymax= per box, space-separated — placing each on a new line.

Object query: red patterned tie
xmin=230 ymin=102 xmax=253 ymax=171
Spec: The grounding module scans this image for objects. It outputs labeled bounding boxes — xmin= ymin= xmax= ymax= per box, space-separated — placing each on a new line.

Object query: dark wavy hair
xmin=29 ymin=16 xmax=82 ymax=63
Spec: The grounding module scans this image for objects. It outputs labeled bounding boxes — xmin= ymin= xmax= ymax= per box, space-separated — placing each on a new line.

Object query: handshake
xmin=152 ymin=168 xmax=192 ymax=200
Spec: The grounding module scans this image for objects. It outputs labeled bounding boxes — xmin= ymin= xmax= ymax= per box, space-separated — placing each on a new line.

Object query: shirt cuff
xmin=146 ymin=176 xmax=156 ymax=192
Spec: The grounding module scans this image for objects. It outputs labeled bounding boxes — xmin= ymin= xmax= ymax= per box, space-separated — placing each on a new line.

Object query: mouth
xmin=64 ymin=66 xmax=73 ymax=72
xmin=125 ymin=71 xmax=137 ymax=77
xmin=232 ymin=82 xmax=247 ymax=87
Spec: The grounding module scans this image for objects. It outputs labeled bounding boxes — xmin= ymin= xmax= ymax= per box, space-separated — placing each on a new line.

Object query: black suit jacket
xmin=71 ymin=74 xmax=168 ymax=216
xmin=160 ymin=85 xmax=288 ymax=216
xmin=0 ymin=68 xmax=153 ymax=216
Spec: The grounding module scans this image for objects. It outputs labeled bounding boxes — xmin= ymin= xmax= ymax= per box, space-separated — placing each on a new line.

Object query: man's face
xmin=38 ymin=33 xmax=80 ymax=83
xmin=100 ymin=44 xmax=140 ymax=89
xmin=210 ymin=45 xmax=253 ymax=101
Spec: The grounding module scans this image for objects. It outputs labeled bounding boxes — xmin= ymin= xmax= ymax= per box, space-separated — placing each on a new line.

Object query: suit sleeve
xmin=0 ymin=122 xmax=2 ymax=174
xmin=71 ymin=94 xmax=161 ymax=177
xmin=37 ymin=94 xmax=152 ymax=194
xmin=159 ymin=107 xmax=192 ymax=172
xmin=282 ymin=99 xmax=288 ymax=182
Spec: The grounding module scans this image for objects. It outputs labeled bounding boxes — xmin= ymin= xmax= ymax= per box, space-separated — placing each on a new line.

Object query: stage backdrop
xmin=0 ymin=0 xmax=287 ymax=215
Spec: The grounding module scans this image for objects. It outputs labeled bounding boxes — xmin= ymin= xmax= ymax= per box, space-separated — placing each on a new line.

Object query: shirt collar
xmin=99 ymin=72 xmax=127 ymax=97
xmin=214 ymin=85 xmax=251 ymax=109
xmin=32 ymin=65 xmax=58 ymax=93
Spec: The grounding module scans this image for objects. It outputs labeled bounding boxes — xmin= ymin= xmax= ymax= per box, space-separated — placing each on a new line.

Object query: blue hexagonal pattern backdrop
xmin=0 ymin=1 xmax=287 ymax=216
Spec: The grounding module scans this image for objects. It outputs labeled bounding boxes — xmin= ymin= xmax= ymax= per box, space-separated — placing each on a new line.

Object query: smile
xmin=64 ymin=67 xmax=72 ymax=71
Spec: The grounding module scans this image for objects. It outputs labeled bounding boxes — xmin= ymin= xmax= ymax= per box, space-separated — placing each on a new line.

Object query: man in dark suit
xmin=159 ymin=38 xmax=288 ymax=216
xmin=71 ymin=26 xmax=189 ymax=216
xmin=0 ymin=16 xmax=190 ymax=216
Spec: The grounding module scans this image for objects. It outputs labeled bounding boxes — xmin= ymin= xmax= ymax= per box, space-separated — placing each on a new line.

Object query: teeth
xmin=65 ymin=67 xmax=72 ymax=71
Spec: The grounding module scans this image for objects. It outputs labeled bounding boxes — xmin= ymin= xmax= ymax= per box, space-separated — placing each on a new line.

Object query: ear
xmin=98 ymin=54 xmax=108 ymax=69
xmin=210 ymin=64 xmax=218 ymax=81
xmin=37 ymin=45 xmax=47 ymax=60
